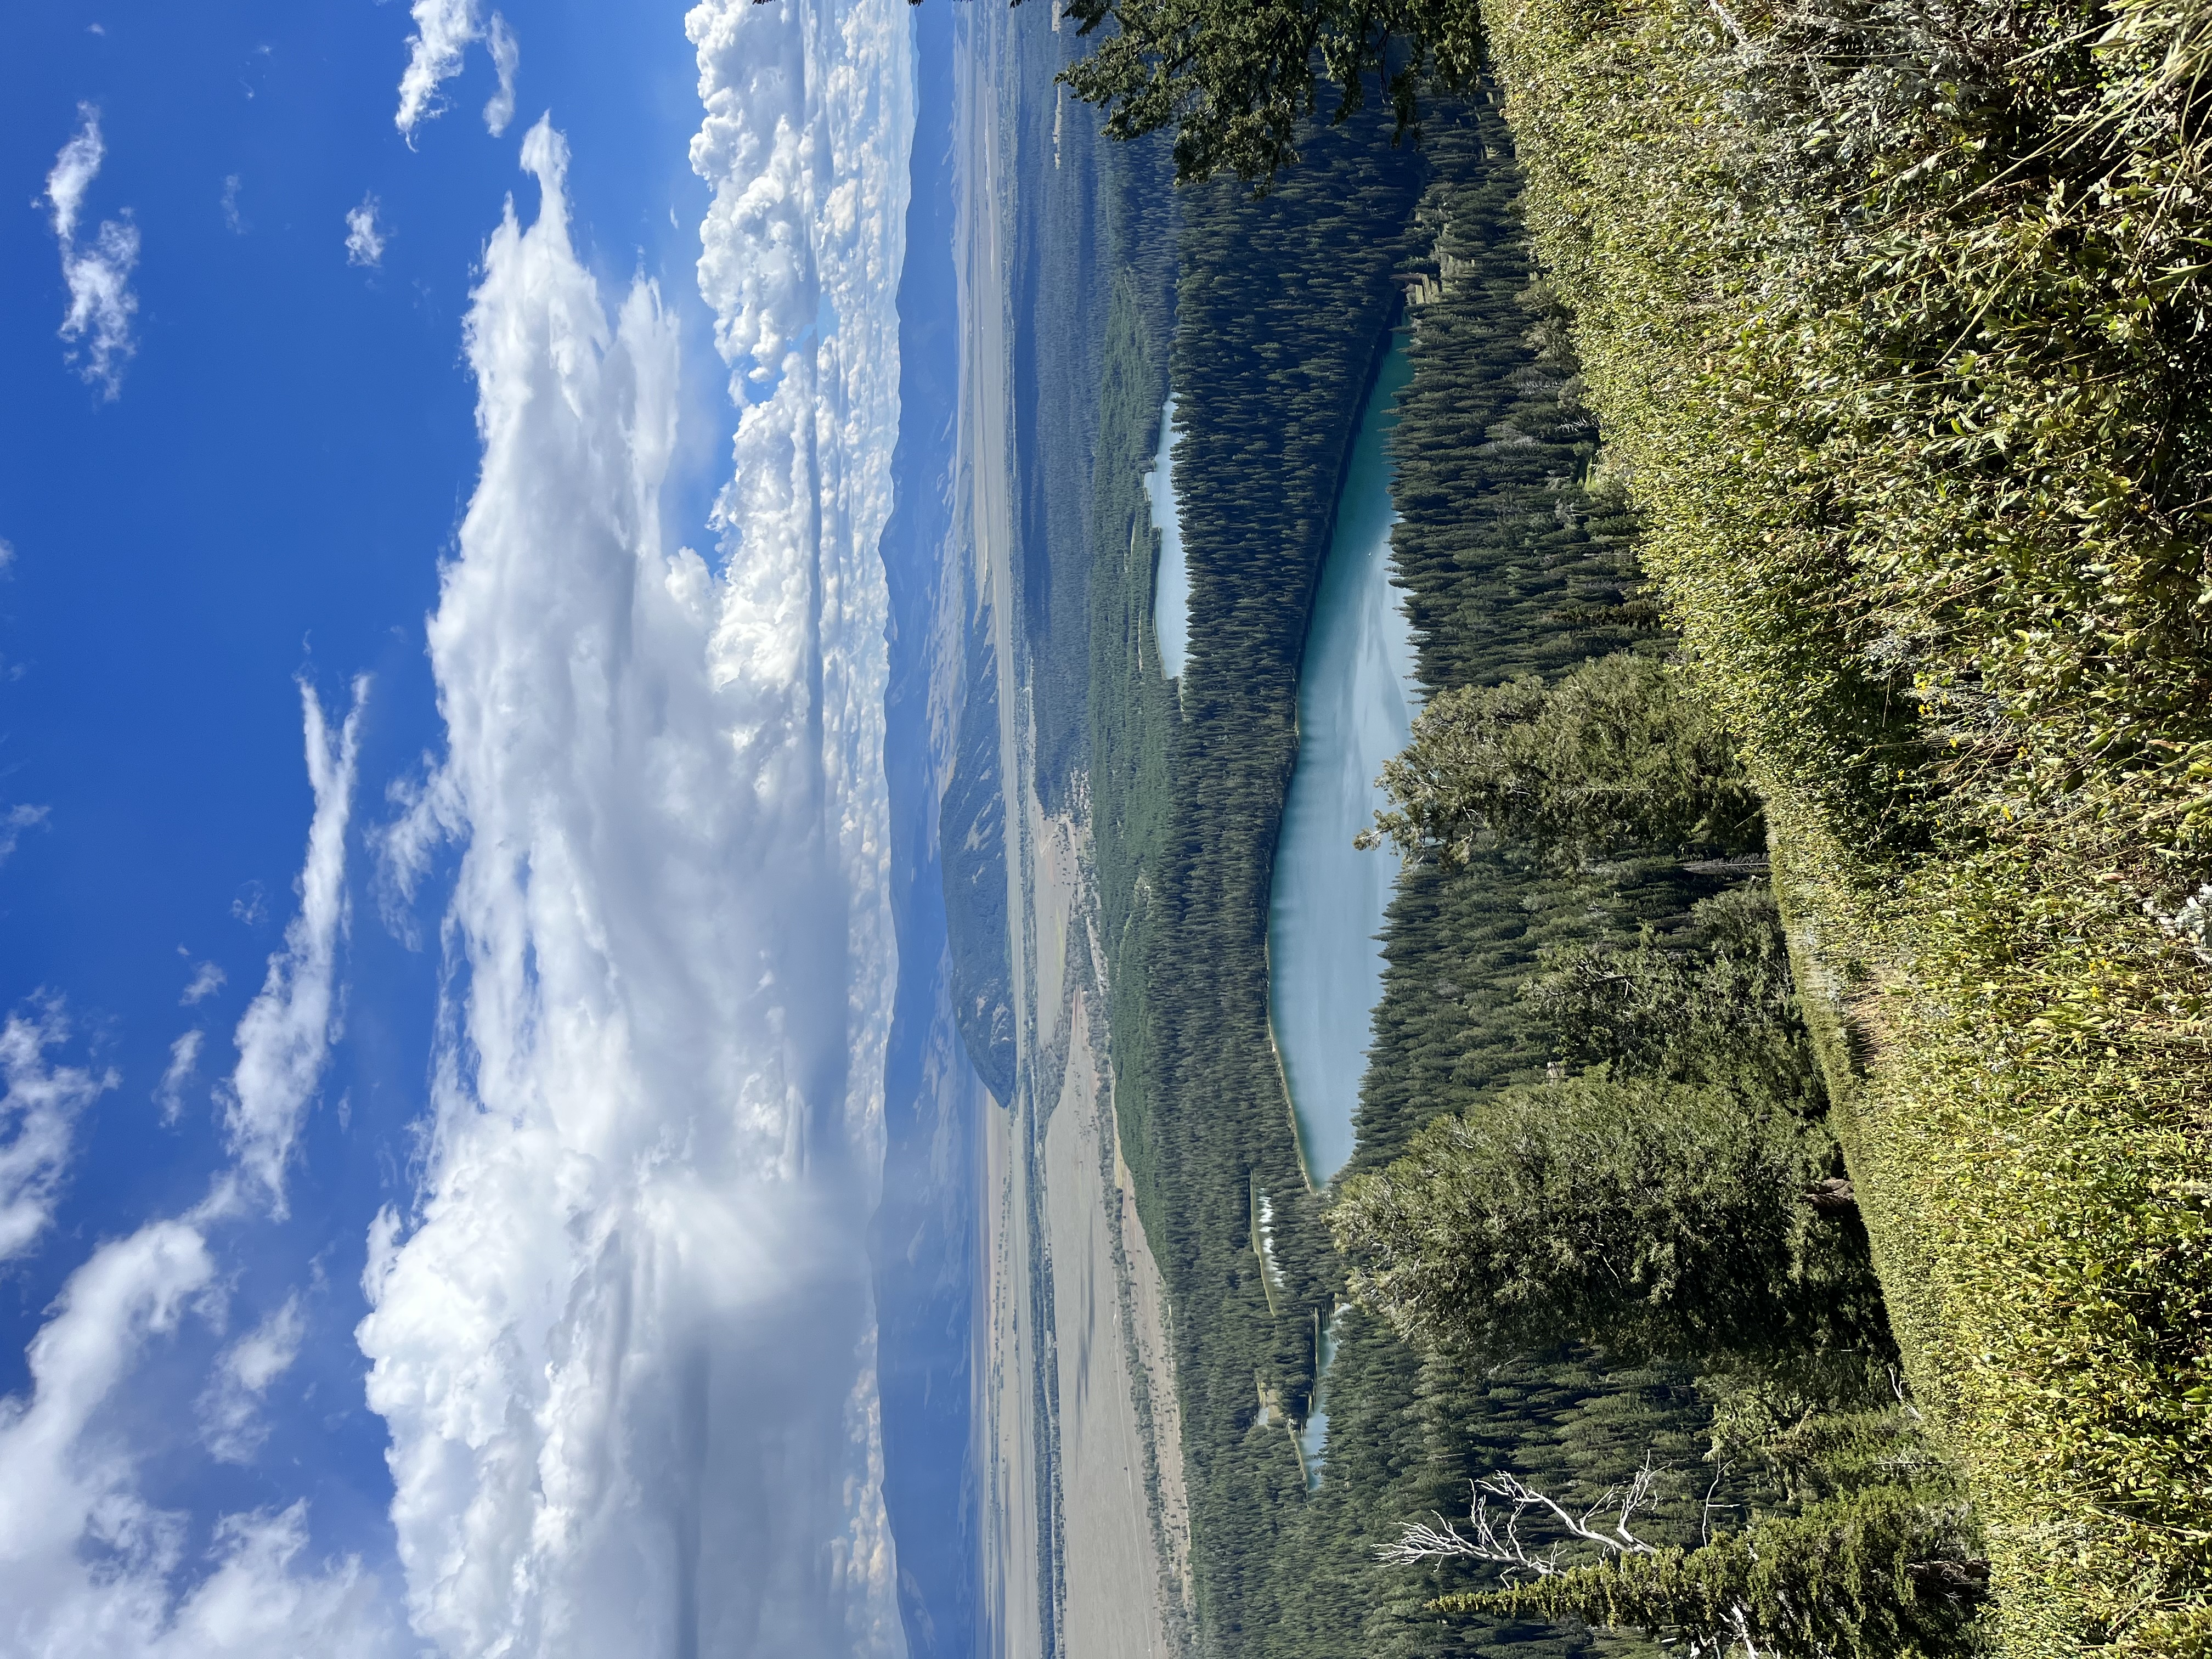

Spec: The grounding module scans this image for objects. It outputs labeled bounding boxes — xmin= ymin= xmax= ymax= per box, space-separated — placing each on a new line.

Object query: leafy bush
xmin=1468 ymin=0 xmax=2212 ymax=1641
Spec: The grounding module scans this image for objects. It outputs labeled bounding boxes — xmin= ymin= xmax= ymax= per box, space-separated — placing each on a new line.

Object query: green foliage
xmin=1444 ymin=1482 xmax=1989 ymax=1659
xmin=1359 ymin=654 xmax=1764 ymax=870
xmin=1467 ymin=0 xmax=2212 ymax=1638
xmin=1773 ymin=821 xmax=2212 ymax=1657
xmin=1703 ymin=1394 xmax=1956 ymax=1514
xmin=1386 ymin=216 xmax=1649 ymax=692
xmin=1332 ymin=1075 xmax=1886 ymax=1370
xmin=1054 ymin=0 xmax=1483 ymax=186
xmin=1075 ymin=94 xmax=1743 ymax=1658
xmin=1070 ymin=75 xmax=1971 ymax=1659
xmin=1523 ymin=885 xmax=1827 ymax=1106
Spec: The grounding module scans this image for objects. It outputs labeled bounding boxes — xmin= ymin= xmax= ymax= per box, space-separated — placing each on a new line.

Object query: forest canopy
xmin=1048 ymin=0 xmax=1481 ymax=182
xmin=1355 ymin=654 xmax=1765 ymax=871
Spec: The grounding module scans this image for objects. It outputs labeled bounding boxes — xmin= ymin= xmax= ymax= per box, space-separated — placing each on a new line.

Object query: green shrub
xmin=1470 ymin=0 xmax=2212 ymax=1640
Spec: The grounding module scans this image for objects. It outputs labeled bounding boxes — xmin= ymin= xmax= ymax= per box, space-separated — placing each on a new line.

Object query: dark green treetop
xmin=1049 ymin=0 xmax=1482 ymax=185
xmin=1357 ymin=653 xmax=1766 ymax=873
xmin=1330 ymin=1073 xmax=1891 ymax=1373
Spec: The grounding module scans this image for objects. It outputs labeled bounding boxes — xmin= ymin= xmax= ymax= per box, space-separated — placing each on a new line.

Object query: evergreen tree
xmin=1358 ymin=654 xmax=1764 ymax=872
xmin=1439 ymin=1484 xmax=1988 ymax=1659
xmin=1052 ymin=0 xmax=1482 ymax=185
xmin=1331 ymin=1076 xmax=1888 ymax=1369
xmin=1522 ymin=885 xmax=1827 ymax=1109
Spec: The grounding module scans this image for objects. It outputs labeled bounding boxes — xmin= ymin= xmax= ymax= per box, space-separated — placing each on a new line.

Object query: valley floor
xmin=961 ymin=11 xmax=1192 ymax=1649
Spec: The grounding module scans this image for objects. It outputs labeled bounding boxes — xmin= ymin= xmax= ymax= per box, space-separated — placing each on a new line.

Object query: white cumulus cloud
xmin=345 ymin=195 xmax=386 ymax=268
xmin=44 ymin=105 xmax=139 ymax=398
xmin=218 ymin=679 xmax=364 ymax=1211
xmin=0 ymin=1224 xmax=398 ymax=1658
xmin=356 ymin=28 xmax=912 ymax=1643
xmin=0 ymin=1002 xmax=115 ymax=1263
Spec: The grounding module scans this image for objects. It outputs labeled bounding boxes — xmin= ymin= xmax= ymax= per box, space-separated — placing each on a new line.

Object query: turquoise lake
xmin=1296 ymin=1308 xmax=1345 ymax=1488
xmin=1145 ymin=391 xmax=1190 ymax=678
xmin=1268 ymin=335 xmax=1418 ymax=1190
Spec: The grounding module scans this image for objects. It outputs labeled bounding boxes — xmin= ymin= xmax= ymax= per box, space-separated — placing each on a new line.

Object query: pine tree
xmin=1330 ymin=1075 xmax=1887 ymax=1369
xmin=1521 ymin=885 xmax=1827 ymax=1109
xmin=1437 ymin=1485 xmax=1988 ymax=1659
xmin=1358 ymin=654 xmax=1765 ymax=873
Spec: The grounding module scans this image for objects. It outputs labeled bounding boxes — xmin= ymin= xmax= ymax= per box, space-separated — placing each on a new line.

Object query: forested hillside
xmin=1072 ymin=87 xmax=1981 ymax=1657
xmin=1101 ymin=106 xmax=1429 ymax=1654
xmin=1048 ymin=0 xmax=2212 ymax=1649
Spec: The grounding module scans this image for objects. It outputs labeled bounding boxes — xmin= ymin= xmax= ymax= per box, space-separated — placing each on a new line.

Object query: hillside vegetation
xmin=1051 ymin=0 xmax=2212 ymax=1649
xmin=1059 ymin=87 xmax=1993 ymax=1655
xmin=1471 ymin=0 xmax=2212 ymax=1646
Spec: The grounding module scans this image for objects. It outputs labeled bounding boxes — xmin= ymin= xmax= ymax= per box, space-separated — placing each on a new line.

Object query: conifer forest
xmin=1004 ymin=0 xmax=2212 ymax=1653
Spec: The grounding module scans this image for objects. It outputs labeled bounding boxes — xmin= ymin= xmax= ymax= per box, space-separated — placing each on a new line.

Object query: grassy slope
xmin=1475 ymin=0 xmax=2212 ymax=1648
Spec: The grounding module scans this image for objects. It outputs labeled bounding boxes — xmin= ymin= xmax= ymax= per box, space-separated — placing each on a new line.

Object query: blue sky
xmin=0 ymin=2 xmax=954 ymax=1652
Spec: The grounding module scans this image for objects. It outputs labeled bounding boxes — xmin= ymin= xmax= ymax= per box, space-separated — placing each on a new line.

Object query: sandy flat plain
xmin=957 ymin=15 xmax=1047 ymax=1658
xmin=958 ymin=8 xmax=1193 ymax=1652
xmin=1033 ymin=815 xmax=1193 ymax=1657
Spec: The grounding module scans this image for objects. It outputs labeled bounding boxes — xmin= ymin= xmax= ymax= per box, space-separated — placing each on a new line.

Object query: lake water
xmin=1268 ymin=334 xmax=1418 ymax=1190
xmin=1144 ymin=392 xmax=1189 ymax=679
xmin=1296 ymin=1308 xmax=1346 ymax=1489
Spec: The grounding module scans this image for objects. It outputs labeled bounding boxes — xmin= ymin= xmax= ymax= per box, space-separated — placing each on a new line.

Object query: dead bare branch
xmin=1375 ymin=1458 xmax=1664 ymax=1576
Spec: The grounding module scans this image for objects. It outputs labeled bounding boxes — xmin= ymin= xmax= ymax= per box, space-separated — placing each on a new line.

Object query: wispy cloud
xmin=43 ymin=105 xmax=139 ymax=398
xmin=0 ymin=804 xmax=49 ymax=867
xmin=155 ymin=1029 xmax=202 ymax=1124
xmin=232 ymin=881 xmax=268 ymax=928
xmin=0 ymin=680 xmax=401 ymax=1650
xmin=0 ymin=1223 xmax=397 ymax=1655
xmin=0 ymin=1002 xmax=115 ymax=1263
xmin=222 ymin=173 xmax=246 ymax=233
xmin=343 ymin=195 xmax=386 ymax=268
xmin=356 ymin=76 xmax=911 ymax=1649
xmin=200 ymin=1294 xmax=305 ymax=1463
xmin=0 ymin=1221 xmax=215 ymax=1560
xmin=372 ymin=758 xmax=461 ymax=949
xmin=394 ymin=0 xmax=480 ymax=142
xmin=219 ymin=679 xmax=365 ymax=1211
xmin=392 ymin=0 xmax=522 ymax=142
xmin=182 ymin=959 xmax=227 ymax=1005
xmin=483 ymin=12 xmax=519 ymax=136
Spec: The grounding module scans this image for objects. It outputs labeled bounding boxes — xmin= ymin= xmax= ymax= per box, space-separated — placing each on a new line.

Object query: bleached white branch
xmin=1376 ymin=1459 xmax=1664 ymax=1577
